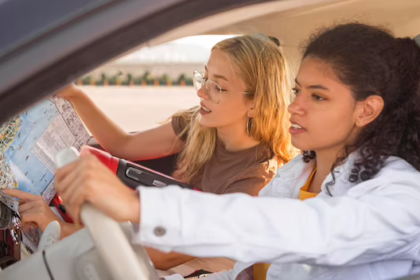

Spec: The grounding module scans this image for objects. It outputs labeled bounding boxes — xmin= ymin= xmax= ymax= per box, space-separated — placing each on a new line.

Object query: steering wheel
xmin=56 ymin=148 xmax=159 ymax=280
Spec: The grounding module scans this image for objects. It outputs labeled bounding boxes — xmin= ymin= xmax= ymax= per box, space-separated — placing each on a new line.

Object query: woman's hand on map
xmin=55 ymin=149 xmax=140 ymax=225
xmin=56 ymin=84 xmax=83 ymax=100
xmin=2 ymin=189 xmax=63 ymax=232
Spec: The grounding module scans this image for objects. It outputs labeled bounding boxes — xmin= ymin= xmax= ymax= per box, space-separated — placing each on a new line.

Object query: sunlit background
xmin=79 ymin=35 xmax=237 ymax=133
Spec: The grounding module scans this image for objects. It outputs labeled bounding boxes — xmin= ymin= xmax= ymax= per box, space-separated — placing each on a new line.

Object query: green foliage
xmin=85 ymin=71 xmax=193 ymax=86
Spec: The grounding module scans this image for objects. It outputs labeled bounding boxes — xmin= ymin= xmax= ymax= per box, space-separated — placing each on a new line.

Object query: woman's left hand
xmin=2 ymin=189 xmax=63 ymax=232
xmin=55 ymin=150 xmax=140 ymax=225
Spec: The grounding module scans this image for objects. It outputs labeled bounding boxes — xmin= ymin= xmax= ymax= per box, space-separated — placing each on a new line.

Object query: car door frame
xmin=0 ymin=0 xmax=272 ymax=123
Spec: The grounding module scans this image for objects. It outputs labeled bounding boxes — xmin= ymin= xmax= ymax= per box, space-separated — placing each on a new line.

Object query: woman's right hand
xmin=53 ymin=82 xmax=180 ymax=162
xmin=56 ymin=84 xmax=83 ymax=100
xmin=55 ymin=149 xmax=140 ymax=225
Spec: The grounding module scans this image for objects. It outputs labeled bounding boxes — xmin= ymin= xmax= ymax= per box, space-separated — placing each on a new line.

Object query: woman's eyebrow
xmin=309 ymin=85 xmax=329 ymax=91
xmin=295 ymin=78 xmax=329 ymax=91
xmin=205 ymin=65 xmax=229 ymax=82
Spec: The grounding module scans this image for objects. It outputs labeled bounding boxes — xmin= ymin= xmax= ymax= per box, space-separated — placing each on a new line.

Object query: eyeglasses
xmin=193 ymin=70 xmax=251 ymax=104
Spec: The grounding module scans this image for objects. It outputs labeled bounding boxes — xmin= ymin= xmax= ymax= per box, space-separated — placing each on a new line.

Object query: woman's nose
xmin=196 ymin=84 xmax=210 ymax=100
xmin=288 ymin=95 xmax=305 ymax=116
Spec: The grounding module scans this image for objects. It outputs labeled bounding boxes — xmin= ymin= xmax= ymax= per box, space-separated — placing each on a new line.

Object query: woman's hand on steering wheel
xmin=55 ymin=148 xmax=141 ymax=225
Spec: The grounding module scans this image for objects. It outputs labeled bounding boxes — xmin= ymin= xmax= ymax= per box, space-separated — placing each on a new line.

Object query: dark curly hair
xmin=301 ymin=23 xmax=420 ymax=190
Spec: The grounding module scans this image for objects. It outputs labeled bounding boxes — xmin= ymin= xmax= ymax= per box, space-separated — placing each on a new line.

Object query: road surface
xmin=81 ymin=86 xmax=199 ymax=132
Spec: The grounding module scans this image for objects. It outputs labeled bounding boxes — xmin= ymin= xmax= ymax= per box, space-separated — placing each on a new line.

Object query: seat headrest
xmin=414 ymin=34 xmax=420 ymax=47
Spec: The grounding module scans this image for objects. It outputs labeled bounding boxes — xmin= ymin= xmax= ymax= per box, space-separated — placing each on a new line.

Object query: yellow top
xmin=253 ymin=168 xmax=318 ymax=280
xmin=299 ymin=168 xmax=318 ymax=200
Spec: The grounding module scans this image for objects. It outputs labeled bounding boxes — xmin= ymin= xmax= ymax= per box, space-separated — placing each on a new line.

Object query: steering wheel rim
xmin=56 ymin=147 xmax=158 ymax=280
xmin=81 ymin=205 xmax=158 ymax=280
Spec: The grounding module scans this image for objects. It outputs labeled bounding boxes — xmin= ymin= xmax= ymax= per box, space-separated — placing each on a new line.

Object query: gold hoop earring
xmin=247 ymin=118 xmax=253 ymax=135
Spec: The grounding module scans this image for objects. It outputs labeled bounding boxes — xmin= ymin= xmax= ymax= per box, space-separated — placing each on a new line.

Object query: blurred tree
xmin=142 ymin=71 xmax=153 ymax=85
xmin=124 ymin=73 xmax=134 ymax=86
xmin=99 ymin=73 xmax=108 ymax=85
xmin=109 ymin=71 xmax=124 ymax=85
xmin=159 ymin=74 xmax=170 ymax=85
xmin=177 ymin=73 xmax=187 ymax=85
xmin=134 ymin=75 xmax=143 ymax=85
xmin=81 ymin=76 xmax=92 ymax=85
xmin=185 ymin=77 xmax=193 ymax=86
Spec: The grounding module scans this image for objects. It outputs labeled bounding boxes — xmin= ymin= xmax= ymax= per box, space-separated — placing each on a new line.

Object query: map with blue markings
xmin=0 ymin=97 xmax=90 ymax=203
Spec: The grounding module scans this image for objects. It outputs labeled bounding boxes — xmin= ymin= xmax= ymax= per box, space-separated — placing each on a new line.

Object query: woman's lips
xmin=289 ymin=122 xmax=306 ymax=134
xmin=200 ymin=102 xmax=212 ymax=115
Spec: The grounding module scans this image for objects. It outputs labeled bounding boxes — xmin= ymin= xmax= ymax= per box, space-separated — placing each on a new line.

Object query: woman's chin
xmin=291 ymin=138 xmax=312 ymax=152
xmin=198 ymin=118 xmax=216 ymax=128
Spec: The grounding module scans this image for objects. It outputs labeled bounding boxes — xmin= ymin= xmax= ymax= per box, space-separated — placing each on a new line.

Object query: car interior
xmin=1 ymin=0 xmax=420 ymax=279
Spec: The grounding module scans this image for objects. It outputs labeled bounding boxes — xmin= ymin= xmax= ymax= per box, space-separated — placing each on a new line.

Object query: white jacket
xmin=134 ymin=154 xmax=420 ymax=280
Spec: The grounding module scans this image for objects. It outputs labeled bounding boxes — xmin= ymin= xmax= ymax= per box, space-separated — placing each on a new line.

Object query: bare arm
xmin=60 ymin=223 xmax=81 ymax=239
xmin=59 ymin=85 xmax=182 ymax=161
xmin=146 ymin=247 xmax=194 ymax=270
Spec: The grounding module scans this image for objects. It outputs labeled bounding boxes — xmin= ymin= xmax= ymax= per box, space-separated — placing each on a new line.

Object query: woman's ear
xmin=247 ymin=106 xmax=255 ymax=118
xmin=355 ymin=95 xmax=384 ymax=127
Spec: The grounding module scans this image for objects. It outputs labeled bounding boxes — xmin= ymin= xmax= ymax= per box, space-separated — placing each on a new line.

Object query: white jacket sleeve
xmin=133 ymin=176 xmax=420 ymax=266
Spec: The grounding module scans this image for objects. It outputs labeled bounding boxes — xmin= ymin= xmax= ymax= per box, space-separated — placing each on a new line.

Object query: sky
xmin=171 ymin=35 xmax=237 ymax=50
xmin=117 ymin=35 xmax=237 ymax=64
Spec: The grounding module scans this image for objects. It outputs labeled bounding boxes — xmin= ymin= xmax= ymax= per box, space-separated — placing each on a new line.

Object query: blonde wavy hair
xmin=172 ymin=35 xmax=294 ymax=184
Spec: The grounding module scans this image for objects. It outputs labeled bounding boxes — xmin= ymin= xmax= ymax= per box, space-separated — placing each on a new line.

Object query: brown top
xmin=171 ymin=115 xmax=279 ymax=196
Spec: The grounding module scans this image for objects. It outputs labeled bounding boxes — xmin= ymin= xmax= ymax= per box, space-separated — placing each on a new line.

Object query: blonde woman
xmin=170 ymin=35 xmax=292 ymax=195
xmin=6 ymin=35 xmax=293 ymax=271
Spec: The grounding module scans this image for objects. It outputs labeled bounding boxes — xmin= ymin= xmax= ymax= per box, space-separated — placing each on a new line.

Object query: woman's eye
xmin=217 ymin=85 xmax=227 ymax=92
xmin=312 ymin=94 xmax=325 ymax=101
xmin=292 ymin=88 xmax=301 ymax=95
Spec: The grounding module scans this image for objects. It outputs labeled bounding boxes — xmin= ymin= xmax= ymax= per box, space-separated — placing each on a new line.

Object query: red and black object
xmin=51 ymin=195 xmax=73 ymax=223
xmin=85 ymin=146 xmax=194 ymax=190
xmin=51 ymin=146 xmax=194 ymax=223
